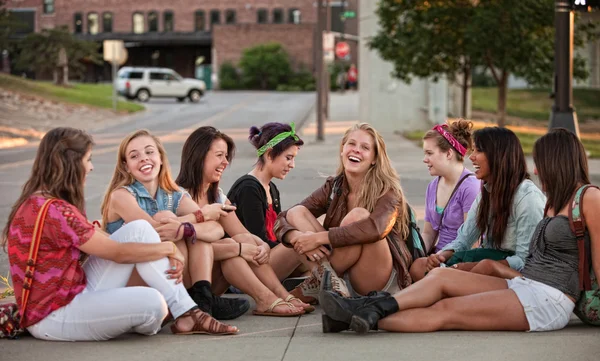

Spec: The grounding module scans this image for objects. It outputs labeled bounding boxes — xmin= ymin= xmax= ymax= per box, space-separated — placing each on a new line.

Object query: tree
xmin=14 ymin=26 xmax=101 ymax=85
xmin=0 ymin=0 xmax=25 ymax=53
xmin=239 ymin=42 xmax=292 ymax=90
xmin=370 ymin=0 xmax=598 ymax=127
xmin=369 ymin=0 xmax=477 ymax=119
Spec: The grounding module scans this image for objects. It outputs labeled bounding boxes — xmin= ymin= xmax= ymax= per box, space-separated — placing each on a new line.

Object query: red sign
xmin=335 ymin=42 xmax=350 ymax=59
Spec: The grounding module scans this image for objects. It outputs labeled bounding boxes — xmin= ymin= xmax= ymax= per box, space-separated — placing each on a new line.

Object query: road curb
xmin=294 ymin=98 xmax=316 ymax=132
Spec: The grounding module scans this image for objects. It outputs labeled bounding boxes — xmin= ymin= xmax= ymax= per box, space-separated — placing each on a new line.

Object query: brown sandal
xmin=285 ymin=295 xmax=315 ymax=313
xmin=170 ymin=309 xmax=239 ymax=335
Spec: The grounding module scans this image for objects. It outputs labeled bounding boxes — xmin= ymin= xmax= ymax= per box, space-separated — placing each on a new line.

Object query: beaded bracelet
xmin=183 ymin=222 xmax=196 ymax=243
xmin=175 ymin=222 xmax=197 ymax=244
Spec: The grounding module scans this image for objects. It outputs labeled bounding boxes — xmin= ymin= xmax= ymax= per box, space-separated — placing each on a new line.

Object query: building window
xmin=163 ymin=11 xmax=174 ymax=32
xmin=43 ymin=0 xmax=54 ymax=14
xmin=272 ymin=8 xmax=283 ymax=24
xmin=210 ymin=10 xmax=220 ymax=30
xmin=225 ymin=9 xmax=236 ymax=24
xmin=257 ymin=9 xmax=267 ymax=24
xmin=103 ymin=12 xmax=113 ymax=33
xmin=74 ymin=13 xmax=83 ymax=33
xmin=133 ymin=12 xmax=144 ymax=34
xmin=288 ymin=9 xmax=301 ymax=24
xmin=195 ymin=10 xmax=205 ymax=31
xmin=87 ymin=13 xmax=99 ymax=35
xmin=10 ymin=10 xmax=35 ymax=35
xmin=148 ymin=11 xmax=158 ymax=32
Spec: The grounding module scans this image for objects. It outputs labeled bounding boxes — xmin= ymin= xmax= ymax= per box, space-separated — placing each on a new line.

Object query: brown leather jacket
xmin=274 ymin=175 xmax=413 ymax=290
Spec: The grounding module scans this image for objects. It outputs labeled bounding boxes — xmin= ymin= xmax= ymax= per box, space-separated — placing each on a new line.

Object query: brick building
xmin=6 ymin=0 xmax=359 ymax=86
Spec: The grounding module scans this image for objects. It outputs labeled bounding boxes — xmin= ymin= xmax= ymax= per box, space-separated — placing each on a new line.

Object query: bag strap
xmin=19 ymin=198 xmax=56 ymax=323
xmin=568 ymin=185 xmax=599 ymax=291
xmin=431 ymin=173 xmax=473 ymax=253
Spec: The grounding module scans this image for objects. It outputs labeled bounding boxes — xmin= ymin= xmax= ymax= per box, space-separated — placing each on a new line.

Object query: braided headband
xmin=256 ymin=122 xmax=299 ymax=157
xmin=433 ymin=124 xmax=467 ymax=157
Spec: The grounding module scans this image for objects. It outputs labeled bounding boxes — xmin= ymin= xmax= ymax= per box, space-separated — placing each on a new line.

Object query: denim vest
xmin=105 ymin=181 xmax=188 ymax=234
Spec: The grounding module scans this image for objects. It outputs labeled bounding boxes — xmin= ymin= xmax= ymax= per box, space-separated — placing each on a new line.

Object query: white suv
xmin=117 ymin=67 xmax=206 ymax=103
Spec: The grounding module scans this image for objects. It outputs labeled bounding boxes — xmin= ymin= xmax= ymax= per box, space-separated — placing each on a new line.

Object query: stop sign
xmin=335 ymin=42 xmax=350 ymax=59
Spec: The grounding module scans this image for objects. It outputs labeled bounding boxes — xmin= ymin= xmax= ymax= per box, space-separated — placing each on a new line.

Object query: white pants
xmin=506 ymin=276 xmax=575 ymax=332
xmin=27 ymin=220 xmax=197 ymax=341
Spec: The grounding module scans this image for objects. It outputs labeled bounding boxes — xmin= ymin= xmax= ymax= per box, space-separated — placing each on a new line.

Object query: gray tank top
xmin=521 ymin=216 xmax=584 ymax=301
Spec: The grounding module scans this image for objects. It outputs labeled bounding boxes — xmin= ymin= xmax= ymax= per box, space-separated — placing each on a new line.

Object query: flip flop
xmin=285 ymin=295 xmax=316 ymax=313
xmin=252 ymin=298 xmax=305 ymax=317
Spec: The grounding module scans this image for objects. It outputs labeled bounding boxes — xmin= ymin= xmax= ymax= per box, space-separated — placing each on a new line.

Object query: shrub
xmin=239 ymin=42 xmax=292 ymax=90
xmin=219 ymin=62 xmax=241 ymax=90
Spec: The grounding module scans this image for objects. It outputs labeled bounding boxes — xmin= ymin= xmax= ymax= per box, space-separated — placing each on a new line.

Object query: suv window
xmin=118 ymin=71 xmax=144 ymax=79
xmin=149 ymin=72 xmax=167 ymax=81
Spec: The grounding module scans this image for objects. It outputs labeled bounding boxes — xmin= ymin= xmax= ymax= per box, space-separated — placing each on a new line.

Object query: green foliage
xmin=13 ymin=26 xmax=101 ymax=82
xmin=288 ymin=67 xmax=315 ymax=91
xmin=239 ymin=42 xmax=292 ymax=90
xmin=471 ymin=67 xmax=495 ymax=88
xmin=370 ymin=0 xmax=598 ymax=125
xmin=472 ymin=87 xmax=600 ymax=122
xmin=329 ymin=62 xmax=349 ymax=91
xmin=219 ymin=61 xmax=241 ymax=90
xmin=0 ymin=0 xmax=26 ymax=52
xmin=0 ymin=73 xmax=144 ymax=113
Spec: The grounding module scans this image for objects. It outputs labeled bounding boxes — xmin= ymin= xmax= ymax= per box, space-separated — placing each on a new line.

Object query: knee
xmin=472 ymin=259 xmax=497 ymax=275
xmin=409 ymin=257 xmax=428 ymax=281
xmin=135 ymin=287 xmax=169 ymax=320
xmin=117 ymin=220 xmax=160 ymax=244
xmin=426 ymin=267 xmax=453 ymax=280
xmin=340 ymin=207 xmax=370 ymax=226
xmin=218 ymin=237 xmax=237 ymax=245
xmin=286 ymin=205 xmax=311 ymax=226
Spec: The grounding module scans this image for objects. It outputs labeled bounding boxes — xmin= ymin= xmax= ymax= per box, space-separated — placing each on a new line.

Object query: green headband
xmin=256 ymin=122 xmax=299 ymax=157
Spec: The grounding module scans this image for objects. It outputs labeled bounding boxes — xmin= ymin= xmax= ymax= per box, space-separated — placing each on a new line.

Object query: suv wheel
xmin=137 ymin=89 xmax=150 ymax=102
xmin=188 ymin=89 xmax=202 ymax=103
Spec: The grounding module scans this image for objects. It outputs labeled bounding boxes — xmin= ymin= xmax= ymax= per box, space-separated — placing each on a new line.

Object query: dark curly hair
xmin=248 ymin=122 xmax=304 ymax=168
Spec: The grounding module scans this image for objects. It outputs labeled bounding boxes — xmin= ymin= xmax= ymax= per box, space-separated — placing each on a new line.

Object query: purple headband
xmin=433 ymin=125 xmax=467 ymax=157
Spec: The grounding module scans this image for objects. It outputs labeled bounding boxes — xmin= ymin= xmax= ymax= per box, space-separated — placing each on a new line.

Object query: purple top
xmin=424 ymin=168 xmax=481 ymax=252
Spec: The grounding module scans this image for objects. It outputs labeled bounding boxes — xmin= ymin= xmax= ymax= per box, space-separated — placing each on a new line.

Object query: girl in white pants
xmin=4 ymin=127 xmax=238 ymax=342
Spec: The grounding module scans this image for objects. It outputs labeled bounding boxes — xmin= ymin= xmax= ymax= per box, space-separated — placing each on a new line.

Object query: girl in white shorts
xmin=318 ymin=128 xmax=598 ymax=334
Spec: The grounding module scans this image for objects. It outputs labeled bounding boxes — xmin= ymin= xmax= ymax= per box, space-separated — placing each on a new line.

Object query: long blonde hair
xmin=336 ymin=123 xmax=409 ymax=239
xmin=100 ymin=129 xmax=179 ymax=228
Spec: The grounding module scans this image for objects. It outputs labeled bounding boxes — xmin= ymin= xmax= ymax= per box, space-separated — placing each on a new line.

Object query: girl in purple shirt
xmin=410 ymin=119 xmax=480 ymax=281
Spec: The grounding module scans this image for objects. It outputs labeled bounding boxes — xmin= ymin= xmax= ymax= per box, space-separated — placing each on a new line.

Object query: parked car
xmin=117 ymin=67 xmax=206 ymax=103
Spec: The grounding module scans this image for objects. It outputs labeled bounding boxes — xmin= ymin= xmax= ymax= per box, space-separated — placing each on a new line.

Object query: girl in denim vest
xmin=5 ymin=127 xmax=237 ymax=341
xmin=177 ymin=126 xmax=313 ymax=316
xmin=101 ymin=130 xmax=249 ymax=321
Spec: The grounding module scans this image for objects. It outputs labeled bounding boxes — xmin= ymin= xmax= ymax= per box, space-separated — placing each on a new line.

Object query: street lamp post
xmin=549 ymin=1 xmax=579 ymax=136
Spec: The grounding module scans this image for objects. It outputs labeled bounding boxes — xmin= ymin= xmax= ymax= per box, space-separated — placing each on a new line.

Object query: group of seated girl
xmin=4 ymin=117 xmax=597 ymax=342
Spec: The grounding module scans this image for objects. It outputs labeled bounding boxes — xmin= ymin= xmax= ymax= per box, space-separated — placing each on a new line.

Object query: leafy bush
xmin=219 ymin=62 xmax=241 ymax=90
xmin=239 ymin=43 xmax=292 ymax=90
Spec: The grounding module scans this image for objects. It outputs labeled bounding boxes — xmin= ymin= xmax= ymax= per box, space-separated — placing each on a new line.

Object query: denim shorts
xmin=506 ymin=276 xmax=575 ymax=332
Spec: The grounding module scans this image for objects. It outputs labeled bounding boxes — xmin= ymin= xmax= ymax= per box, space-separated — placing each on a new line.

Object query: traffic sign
xmin=335 ymin=42 xmax=350 ymax=59
xmin=341 ymin=10 xmax=356 ymax=19
xmin=323 ymin=32 xmax=335 ymax=63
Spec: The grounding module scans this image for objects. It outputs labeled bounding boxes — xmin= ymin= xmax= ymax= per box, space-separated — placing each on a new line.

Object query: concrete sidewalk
xmin=2 ymin=92 xmax=600 ymax=360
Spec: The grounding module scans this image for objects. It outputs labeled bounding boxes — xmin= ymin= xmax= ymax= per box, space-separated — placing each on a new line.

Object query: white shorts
xmin=344 ymin=268 xmax=399 ymax=296
xmin=506 ymin=276 xmax=575 ymax=332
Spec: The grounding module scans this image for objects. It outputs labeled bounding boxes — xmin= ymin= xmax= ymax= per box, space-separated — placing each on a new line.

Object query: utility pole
xmin=316 ymin=0 xmax=328 ymax=141
xmin=549 ymin=1 xmax=579 ymax=136
xmin=325 ymin=0 xmax=331 ymax=119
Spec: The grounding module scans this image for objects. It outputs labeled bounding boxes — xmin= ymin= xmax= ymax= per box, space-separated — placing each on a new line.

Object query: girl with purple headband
xmin=409 ymin=120 xmax=481 ymax=281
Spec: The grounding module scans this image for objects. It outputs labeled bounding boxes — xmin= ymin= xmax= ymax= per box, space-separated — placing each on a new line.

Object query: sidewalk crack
xmin=280 ymin=317 xmax=301 ymax=361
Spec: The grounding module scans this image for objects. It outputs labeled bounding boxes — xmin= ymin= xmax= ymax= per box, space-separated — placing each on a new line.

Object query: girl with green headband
xmin=228 ymin=122 xmax=311 ymax=283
